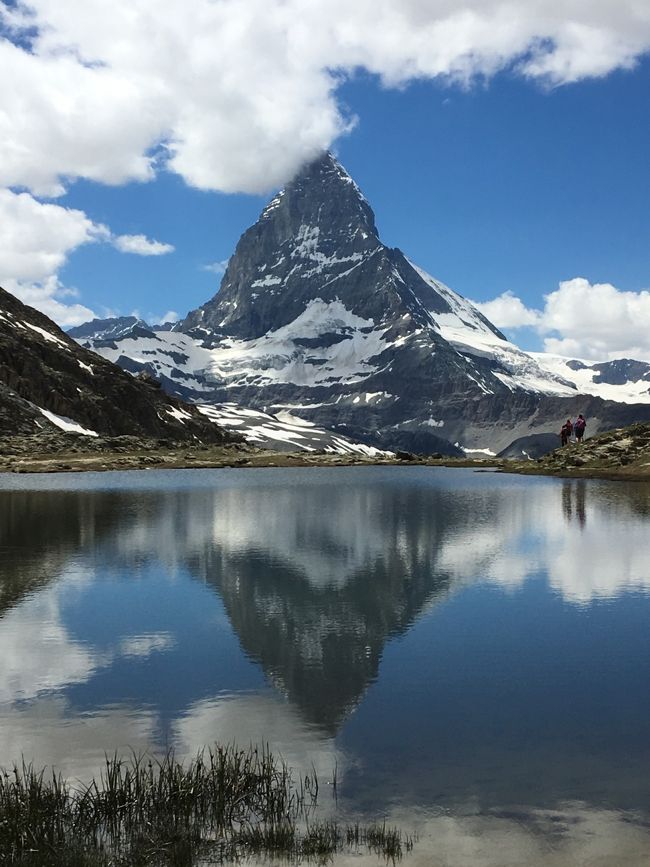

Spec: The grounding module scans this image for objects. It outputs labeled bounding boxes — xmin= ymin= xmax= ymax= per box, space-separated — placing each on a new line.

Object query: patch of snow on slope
xmin=325 ymin=437 xmax=388 ymax=458
xmin=23 ymin=322 xmax=70 ymax=349
xmin=530 ymin=353 xmax=650 ymax=404
xmin=165 ymin=407 xmax=192 ymax=423
xmin=251 ymin=275 xmax=282 ymax=288
xmin=204 ymin=299 xmax=388 ymax=388
xmin=460 ymin=446 xmax=497 ymax=457
xmin=273 ymin=410 xmax=316 ymax=428
xmin=86 ymin=301 xmax=387 ymax=391
xmin=38 ymin=408 xmax=98 ymax=437
xmin=261 ymin=189 xmax=284 ymax=217
xmin=290 ymin=224 xmax=364 ymax=277
xmin=197 ymin=403 xmax=391 ymax=456
xmin=92 ymin=332 xmax=215 ymax=392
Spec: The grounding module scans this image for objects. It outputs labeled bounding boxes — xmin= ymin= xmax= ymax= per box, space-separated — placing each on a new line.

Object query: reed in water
xmin=0 ymin=744 xmax=413 ymax=865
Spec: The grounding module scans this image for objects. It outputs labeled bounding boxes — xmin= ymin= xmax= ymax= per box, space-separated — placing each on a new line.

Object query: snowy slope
xmin=90 ymin=285 xmax=576 ymax=399
xmin=531 ymin=353 xmax=650 ymax=404
xmin=198 ymin=404 xmax=391 ymax=455
xmin=92 ymin=303 xmax=390 ymax=391
xmin=412 ymin=265 xmax=577 ymax=397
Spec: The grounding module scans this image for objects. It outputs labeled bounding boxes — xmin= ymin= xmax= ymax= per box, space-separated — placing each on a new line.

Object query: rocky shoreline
xmin=2 ymin=423 xmax=650 ymax=480
xmin=0 ymin=431 xmax=422 ymax=474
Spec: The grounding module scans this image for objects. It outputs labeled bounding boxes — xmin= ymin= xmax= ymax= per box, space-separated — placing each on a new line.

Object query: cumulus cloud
xmin=0 ymin=188 xmax=174 ymax=323
xmin=474 ymin=290 xmax=541 ymax=328
xmin=0 ymin=188 xmax=106 ymax=283
xmin=112 ymin=234 xmax=174 ymax=256
xmin=4 ymin=277 xmax=97 ymax=327
xmin=474 ymin=278 xmax=650 ymax=361
xmin=2 ymin=2 xmax=650 ymax=325
xmin=1 ymin=1 xmax=650 ymax=197
xmin=541 ymin=277 xmax=650 ymax=360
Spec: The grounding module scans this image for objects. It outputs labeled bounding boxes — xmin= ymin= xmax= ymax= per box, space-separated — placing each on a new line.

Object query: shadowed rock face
xmin=0 ymin=287 xmax=234 ymax=443
xmin=591 ymin=358 xmax=650 ymax=386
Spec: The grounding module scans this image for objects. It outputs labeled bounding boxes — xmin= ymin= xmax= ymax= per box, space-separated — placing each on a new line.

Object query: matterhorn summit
xmin=77 ymin=153 xmax=650 ymax=455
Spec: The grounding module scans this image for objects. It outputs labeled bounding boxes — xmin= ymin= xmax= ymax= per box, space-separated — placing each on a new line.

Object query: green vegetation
xmin=0 ymin=746 xmax=412 ymax=865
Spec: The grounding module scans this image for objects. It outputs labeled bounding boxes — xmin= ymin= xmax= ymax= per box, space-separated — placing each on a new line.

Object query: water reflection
xmin=561 ymin=480 xmax=586 ymax=528
xmin=327 ymin=803 xmax=650 ymax=867
xmin=0 ymin=468 xmax=649 ymax=831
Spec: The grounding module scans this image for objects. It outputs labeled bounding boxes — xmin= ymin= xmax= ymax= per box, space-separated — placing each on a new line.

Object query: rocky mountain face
xmin=75 ymin=153 xmax=650 ymax=455
xmin=0 ymin=287 xmax=234 ymax=444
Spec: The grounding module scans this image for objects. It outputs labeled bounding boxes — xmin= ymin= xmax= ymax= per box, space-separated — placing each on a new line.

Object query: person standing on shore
xmin=574 ymin=414 xmax=586 ymax=444
xmin=560 ymin=418 xmax=573 ymax=446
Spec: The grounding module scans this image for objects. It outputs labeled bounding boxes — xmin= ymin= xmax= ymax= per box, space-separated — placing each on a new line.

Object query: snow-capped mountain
xmin=68 ymin=315 xmax=152 ymax=343
xmin=532 ymin=354 xmax=650 ymax=404
xmin=75 ymin=153 xmax=650 ymax=454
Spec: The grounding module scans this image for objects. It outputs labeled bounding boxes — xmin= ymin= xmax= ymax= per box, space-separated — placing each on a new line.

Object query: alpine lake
xmin=1 ymin=465 xmax=649 ymax=866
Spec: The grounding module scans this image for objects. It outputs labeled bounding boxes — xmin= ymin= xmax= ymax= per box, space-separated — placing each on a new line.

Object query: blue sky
xmin=1 ymin=1 xmax=650 ymax=359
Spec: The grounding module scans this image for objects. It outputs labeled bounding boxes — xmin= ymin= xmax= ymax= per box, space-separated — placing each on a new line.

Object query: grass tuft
xmin=0 ymin=746 xmax=412 ymax=865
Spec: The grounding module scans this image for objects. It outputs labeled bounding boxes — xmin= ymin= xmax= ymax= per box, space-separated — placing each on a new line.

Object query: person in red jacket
xmin=560 ymin=418 xmax=573 ymax=446
xmin=574 ymin=414 xmax=586 ymax=444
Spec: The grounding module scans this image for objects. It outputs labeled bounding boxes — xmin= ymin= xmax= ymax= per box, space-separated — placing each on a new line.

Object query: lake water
xmin=1 ymin=466 xmax=649 ymax=865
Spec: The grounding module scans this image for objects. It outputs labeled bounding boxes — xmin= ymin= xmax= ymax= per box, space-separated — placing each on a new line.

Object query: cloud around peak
xmin=2 ymin=0 xmax=650 ymax=198
xmin=2 ymin=1 xmax=649 ymax=328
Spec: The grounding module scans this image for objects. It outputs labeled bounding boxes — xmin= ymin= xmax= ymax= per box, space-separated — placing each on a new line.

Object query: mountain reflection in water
xmin=0 ymin=467 xmax=649 ymax=862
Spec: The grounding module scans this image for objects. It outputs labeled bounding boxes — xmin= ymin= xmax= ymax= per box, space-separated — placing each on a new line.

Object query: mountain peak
xmin=180 ymin=151 xmax=383 ymax=337
xmin=260 ymin=150 xmax=376 ymax=229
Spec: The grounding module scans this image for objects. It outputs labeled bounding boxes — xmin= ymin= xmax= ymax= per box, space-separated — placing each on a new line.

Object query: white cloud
xmin=112 ymin=234 xmax=174 ymax=256
xmin=203 ymin=260 xmax=230 ymax=276
xmin=0 ymin=188 xmax=105 ymax=283
xmin=541 ymin=277 xmax=650 ymax=360
xmin=0 ymin=187 xmax=100 ymax=324
xmin=2 ymin=2 xmax=650 ymax=326
xmin=0 ymin=188 xmax=174 ymax=323
xmin=474 ymin=290 xmax=541 ymax=328
xmin=474 ymin=278 xmax=650 ymax=361
xmin=143 ymin=310 xmax=179 ymax=325
xmin=4 ymin=277 xmax=97 ymax=327
xmin=1 ymin=1 xmax=650 ymax=197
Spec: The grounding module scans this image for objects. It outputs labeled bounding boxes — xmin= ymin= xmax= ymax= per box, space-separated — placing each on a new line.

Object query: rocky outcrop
xmin=533 ymin=422 xmax=650 ymax=475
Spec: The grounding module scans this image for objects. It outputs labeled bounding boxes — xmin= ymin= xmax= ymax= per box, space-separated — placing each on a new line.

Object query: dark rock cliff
xmin=0 ymin=287 xmax=234 ymax=443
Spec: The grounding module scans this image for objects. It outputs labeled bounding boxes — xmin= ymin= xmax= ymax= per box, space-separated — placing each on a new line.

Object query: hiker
xmin=560 ymin=418 xmax=573 ymax=446
xmin=574 ymin=413 xmax=586 ymax=444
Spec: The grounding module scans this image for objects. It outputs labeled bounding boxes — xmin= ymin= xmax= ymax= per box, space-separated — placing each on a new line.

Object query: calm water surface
xmin=1 ymin=466 xmax=649 ymax=865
